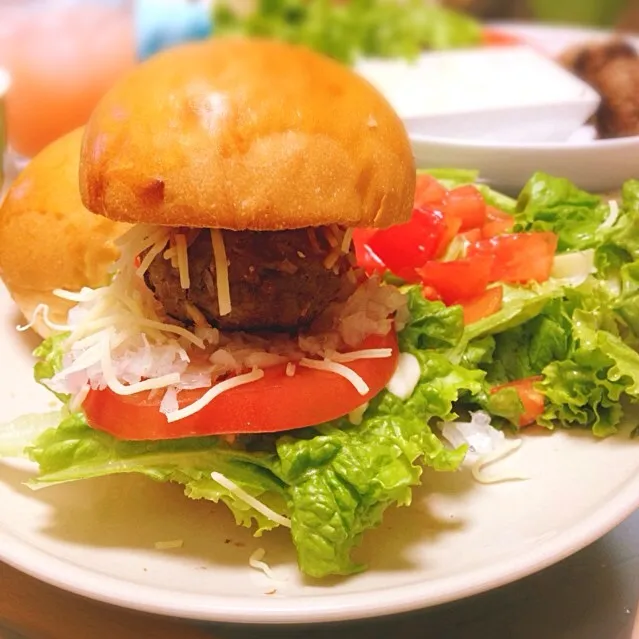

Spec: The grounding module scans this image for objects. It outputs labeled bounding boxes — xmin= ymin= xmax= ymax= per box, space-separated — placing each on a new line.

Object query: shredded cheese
xmin=323 ymin=226 xmax=339 ymax=248
xmin=175 ymin=234 xmax=191 ymax=289
xmin=52 ymin=287 xmax=102 ymax=303
xmin=285 ymin=362 xmax=296 ymax=377
xmin=341 ymin=228 xmax=354 ymax=254
xmin=166 ymin=368 xmax=264 ymax=422
xmin=323 ymin=249 xmax=341 ymax=270
xmin=330 ymin=348 xmax=392 ymax=363
xmin=101 ymin=331 xmax=182 ymax=395
xmin=16 ymin=303 xmax=71 ymax=333
xmin=471 ymin=439 xmax=528 ymax=484
xmin=136 ymin=233 xmax=169 ymax=278
xmin=210 ymin=471 xmax=292 ymax=528
xmin=248 ymin=548 xmax=279 ymax=581
xmin=210 ymin=229 xmax=231 ymax=316
xmin=68 ymin=384 xmax=91 ymax=413
xmin=299 ymin=358 xmax=369 ymax=395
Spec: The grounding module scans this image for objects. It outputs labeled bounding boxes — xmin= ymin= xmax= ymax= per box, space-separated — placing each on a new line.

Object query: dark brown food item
xmin=144 ymin=226 xmax=357 ymax=332
xmin=560 ymin=39 xmax=639 ymax=139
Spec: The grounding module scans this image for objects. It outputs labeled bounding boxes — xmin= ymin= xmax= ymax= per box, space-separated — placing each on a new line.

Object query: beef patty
xmin=144 ymin=226 xmax=357 ymax=332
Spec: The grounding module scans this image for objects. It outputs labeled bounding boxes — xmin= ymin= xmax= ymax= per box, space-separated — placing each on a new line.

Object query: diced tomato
xmin=368 ymin=206 xmax=454 ymax=281
xmin=461 ymin=285 xmax=503 ymax=324
xmin=83 ymin=333 xmax=399 ymax=440
xmin=445 ymin=185 xmax=487 ymax=232
xmin=352 ymin=228 xmax=386 ymax=276
xmin=434 ymin=214 xmax=462 ymax=258
xmin=481 ymin=206 xmax=515 ymax=238
xmin=416 ymin=255 xmax=494 ymax=305
xmin=414 ymin=173 xmax=448 ymax=208
xmin=467 ymin=232 xmax=558 ymax=284
xmin=458 ymin=229 xmax=482 ymax=245
xmin=481 ymin=28 xmax=524 ymax=47
xmin=491 ymin=376 xmax=545 ymax=427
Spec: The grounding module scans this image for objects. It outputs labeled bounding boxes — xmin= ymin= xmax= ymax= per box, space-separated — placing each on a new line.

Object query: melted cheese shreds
xmin=166 ymin=367 xmax=264 ymax=422
xmin=471 ymin=439 xmax=528 ymax=484
xmin=136 ymin=233 xmax=169 ymax=278
xmin=53 ymin=287 xmax=102 ymax=303
xmin=248 ymin=548 xmax=280 ymax=581
xmin=210 ymin=229 xmax=231 ymax=316
xmin=210 ymin=471 xmax=292 ymax=528
xmin=341 ymin=228 xmax=354 ymax=254
xmin=285 ymin=362 xmax=296 ymax=377
xmin=331 ymin=348 xmax=392 ymax=363
xmin=299 ymin=358 xmax=369 ymax=395
xmin=101 ymin=332 xmax=181 ymax=395
xmin=16 ymin=303 xmax=71 ymax=333
xmin=68 ymin=384 xmax=90 ymax=413
xmin=175 ymin=234 xmax=191 ymax=289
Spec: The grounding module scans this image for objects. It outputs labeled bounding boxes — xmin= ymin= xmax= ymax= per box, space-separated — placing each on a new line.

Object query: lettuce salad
xmin=3 ymin=170 xmax=639 ymax=579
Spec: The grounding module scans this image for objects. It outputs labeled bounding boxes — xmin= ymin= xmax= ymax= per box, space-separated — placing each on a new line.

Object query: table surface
xmin=2 ymin=509 xmax=639 ymax=639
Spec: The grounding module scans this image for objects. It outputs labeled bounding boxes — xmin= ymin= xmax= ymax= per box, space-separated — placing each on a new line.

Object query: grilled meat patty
xmin=144 ymin=226 xmax=357 ymax=332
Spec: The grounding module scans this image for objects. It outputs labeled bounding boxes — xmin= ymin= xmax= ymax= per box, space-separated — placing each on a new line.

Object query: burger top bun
xmin=0 ymin=128 xmax=130 ymax=338
xmin=80 ymin=38 xmax=416 ymax=231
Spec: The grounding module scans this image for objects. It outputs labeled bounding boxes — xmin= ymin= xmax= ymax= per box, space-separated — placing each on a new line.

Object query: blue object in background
xmin=134 ymin=0 xmax=214 ymax=61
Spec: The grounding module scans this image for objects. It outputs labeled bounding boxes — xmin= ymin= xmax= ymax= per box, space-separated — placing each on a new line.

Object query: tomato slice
xmin=491 ymin=376 xmax=545 ymax=427
xmin=414 ymin=173 xmax=448 ymax=208
xmin=416 ymin=255 xmax=494 ymax=305
xmin=353 ymin=228 xmax=385 ymax=276
xmin=461 ymin=285 xmax=503 ymax=324
xmin=82 ymin=333 xmax=399 ymax=440
xmin=481 ymin=206 xmax=515 ymax=238
xmin=445 ymin=185 xmax=487 ymax=232
xmin=467 ymin=232 xmax=558 ymax=284
xmin=367 ymin=206 xmax=452 ymax=281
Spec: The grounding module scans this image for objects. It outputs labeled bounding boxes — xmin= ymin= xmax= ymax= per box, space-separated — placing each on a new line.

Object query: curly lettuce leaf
xmin=213 ymin=0 xmax=481 ymax=64
xmin=514 ymin=172 xmax=609 ymax=252
xmin=9 ymin=294 xmax=472 ymax=579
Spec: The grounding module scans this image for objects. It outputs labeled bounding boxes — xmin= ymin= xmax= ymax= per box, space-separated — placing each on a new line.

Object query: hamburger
xmin=0 ymin=128 xmax=129 ymax=338
xmin=7 ymin=38 xmax=464 ymax=578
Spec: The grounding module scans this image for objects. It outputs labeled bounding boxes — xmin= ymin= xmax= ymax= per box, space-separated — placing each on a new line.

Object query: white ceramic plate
xmin=2 ymin=279 xmax=639 ymax=624
xmin=409 ymin=22 xmax=639 ymax=194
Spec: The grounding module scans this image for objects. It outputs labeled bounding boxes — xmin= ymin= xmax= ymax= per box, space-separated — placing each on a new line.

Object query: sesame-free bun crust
xmin=0 ymin=128 xmax=129 ymax=338
xmin=80 ymin=38 xmax=415 ymax=231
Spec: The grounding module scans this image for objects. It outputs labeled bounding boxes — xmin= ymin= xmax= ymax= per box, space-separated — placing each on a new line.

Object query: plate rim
xmin=1 ymin=456 xmax=639 ymax=624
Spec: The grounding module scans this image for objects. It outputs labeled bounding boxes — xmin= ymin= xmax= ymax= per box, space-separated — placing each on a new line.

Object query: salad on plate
xmin=2 ymin=37 xmax=639 ymax=583
xmin=3 ymin=166 xmax=639 ymax=579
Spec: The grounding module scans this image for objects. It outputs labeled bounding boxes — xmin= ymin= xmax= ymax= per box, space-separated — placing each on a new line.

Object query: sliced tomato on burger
xmin=491 ymin=376 xmax=545 ymax=427
xmin=467 ymin=232 xmax=558 ymax=284
xmin=82 ymin=333 xmax=399 ymax=440
xmin=416 ymin=254 xmax=494 ymax=305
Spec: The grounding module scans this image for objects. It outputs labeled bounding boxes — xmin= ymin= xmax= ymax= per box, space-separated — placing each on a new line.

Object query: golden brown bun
xmin=0 ymin=128 xmax=130 ymax=338
xmin=80 ymin=38 xmax=415 ymax=231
